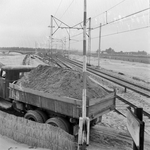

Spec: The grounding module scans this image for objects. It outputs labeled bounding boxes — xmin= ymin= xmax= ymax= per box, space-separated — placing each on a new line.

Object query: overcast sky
xmin=0 ymin=0 xmax=149 ymax=53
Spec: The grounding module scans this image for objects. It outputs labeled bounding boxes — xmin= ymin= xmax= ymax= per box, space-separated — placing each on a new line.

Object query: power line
xmin=93 ymin=7 xmax=150 ymax=30
xmin=92 ymin=0 xmax=127 ymax=20
xmin=69 ymin=2 xmax=149 ymax=39
xmin=54 ymin=0 xmax=63 ymax=16
xmin=71 ymin=40 xmax=82 ymax=44
xmin=71 ymin=25 xmax=149 ymax=45
xmin=92 ymin=25 xmax=149 ymax=40
xmin=55 ymin=1 xmax=149 ymax=47
xmin=60 ymin=0 xmax=75 ymax=19
xmin=69 ymin=7 xmax=149 ymax=40
xmin=69 ymin=0 xmax=127 ymax=39
xmin=71 ymin=32 xmax=83 ymax=38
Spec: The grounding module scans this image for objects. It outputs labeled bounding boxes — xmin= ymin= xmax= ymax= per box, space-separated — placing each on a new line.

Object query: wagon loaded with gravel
xmin=0 ymin=65 xmax=116 ymax=135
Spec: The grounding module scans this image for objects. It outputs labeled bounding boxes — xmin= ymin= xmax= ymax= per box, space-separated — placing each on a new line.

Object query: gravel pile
xmin=17 ymin=65 xmax=108 ymax=100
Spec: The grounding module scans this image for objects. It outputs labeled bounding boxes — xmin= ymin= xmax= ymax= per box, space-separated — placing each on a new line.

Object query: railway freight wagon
xmin=0 ymin=65 xmax=116 ymax=135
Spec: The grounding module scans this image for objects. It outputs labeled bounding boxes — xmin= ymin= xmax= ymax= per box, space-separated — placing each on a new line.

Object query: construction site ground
xmin=0 ymin=52 xmax=150 ymax=150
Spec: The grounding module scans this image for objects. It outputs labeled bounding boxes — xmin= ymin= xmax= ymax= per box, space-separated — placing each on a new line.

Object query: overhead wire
xmin=55 ymin=0 xmax=128 ymax=42
xmin=71 ymin=32 xmax=83 ymax=38
xmin=71 ymin=40 xmax=82 ymax=44
xmin=93 ymin=7 xmax=150 ymax=30
xmin=54 ymin=0 xmax=63 ymax=16
xmin=69 ymin=0 xmax=149 ymax=39
xmin=70 ymin=24 xmax=149 ymax=44
xmin=69 ymin=0 xmax=128 ymax=39
xmin=60 ymin=0 xmax=75 ymax=19
xmin=53 ymin=0 xmax=149 ymax=49
xmin=92 ymin=0 xmax=127 ymax=20
xmin=69 ymin=7 xmax=149 ymax=39
xmin=91 ymin=25 xmax=149 ymax=40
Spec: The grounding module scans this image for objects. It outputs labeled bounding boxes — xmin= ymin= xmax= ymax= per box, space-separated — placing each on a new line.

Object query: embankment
xmin=0 ymin=110 xmax=76 ymax=150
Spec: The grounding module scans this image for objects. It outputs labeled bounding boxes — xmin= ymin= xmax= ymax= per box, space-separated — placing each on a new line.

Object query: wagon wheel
xmin=36 ymin=109 xmax=48 ymax=123
xmin=46 ymin=117 xmax=70 ymax=133
xmin=24 ymin=110 xmax=44 ymax=123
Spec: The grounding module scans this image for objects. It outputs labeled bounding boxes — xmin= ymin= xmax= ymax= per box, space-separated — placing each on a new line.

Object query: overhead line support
xmin=78 ymin=0 xmax=90 ymax=149
xmin=88 ymin=18 xmax=91 ymax=64
xmin=98 ymin=23 xmax=102 ymax=68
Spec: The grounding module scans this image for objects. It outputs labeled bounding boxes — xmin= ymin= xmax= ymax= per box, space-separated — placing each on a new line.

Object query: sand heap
xmin=17 ymin=65 xmax=108 ymax=100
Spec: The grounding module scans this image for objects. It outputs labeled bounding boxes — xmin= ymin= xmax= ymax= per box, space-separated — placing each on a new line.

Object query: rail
xmin=59 ymin=57 xmax=150 ymax=97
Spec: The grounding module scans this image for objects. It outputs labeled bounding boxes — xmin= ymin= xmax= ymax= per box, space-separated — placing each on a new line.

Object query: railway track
xmin=58 ymin=57 xmax=150 ymax=97
xmin=57 ymin=56 xmax=150 ymax=135
xmin=0 ymin=54 xmax=150 ymax=149
xmin=28 ymin=55 xmax=150 ymax=136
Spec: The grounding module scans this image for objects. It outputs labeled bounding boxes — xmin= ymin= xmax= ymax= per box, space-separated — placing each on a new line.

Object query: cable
xmin=69 ymin=0 xmax=127 ymax=39
xmin=71 ymin=40 xmax=82 ymax=44
xmin=69 ymin=1 xmax=149 ymax=38
xmin=57 ymin=1 xmax=149 ymax=45
xmin=70 ymin=8 xmax=149 ymax=40
xmin=60 ymin=0 xmax=75 ymax=19
xmin=70 ymin=25 xmax=149 ymax=45
xmin=91 ymin=25 xmax=149 ymax=40
xmin=92 ymin=0 xmax=127 ymax=20
xmin=93 ymin=7 xmax=150 ymax=30
xmin=54 ymin=0 xmax=63 ymax=16
xmin=71 ymin=32 xmax=83 ymax=38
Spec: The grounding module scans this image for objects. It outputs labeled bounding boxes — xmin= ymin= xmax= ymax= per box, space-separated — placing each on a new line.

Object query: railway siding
xmin=57 ymin=56 xmax=150 ymax=134
xmin=61 ymin=57 xmax=150 ymax=97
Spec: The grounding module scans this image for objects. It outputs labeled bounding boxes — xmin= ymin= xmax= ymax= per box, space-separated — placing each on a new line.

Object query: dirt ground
xmin=71 ymin=55 xmax=150 ymax=83
xmin=0 ymin=53 xmax=150 ymax=150
xmin=71 ymin=54 xmax=150 ymax=149
xmin=0 ymin=52 xmax=25 ymax=66
xmin=0 ymin=134 xmax=48 ymax=150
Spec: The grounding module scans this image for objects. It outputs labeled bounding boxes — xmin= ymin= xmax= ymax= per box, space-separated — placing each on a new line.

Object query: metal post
xmin=133 ymin=108 xmax=144 ymax=150
xmin=64 ymin=37 xmax=66 ymax=50
xmin=88 ymin=18 xmax=91 ymax=65
xmin=149 ymin=0 xmax=150 ymax=27
xmin=78 ymin=1 xmax=90 ymax=149
xmin=98 ymin=23 xmax=101 ymax=68
xmin=68 ymin=29 xmax=70 ymax=58
xmin=106 ymin=11 xmax=107 ymax=24
xmin=69 ymin=29 xmax=70 ymax=51
xmin=51 ymin=15 xmax=53 ymax=50
xmin=61 ymin=40 xmax=63 ymax=50
xmin=35 ymin=41 xmax=37 ymax=54
xmin=49 ymin=39 xmax=50 ymax=53
xmin=82 ymin=0 xmax=87 ymax=120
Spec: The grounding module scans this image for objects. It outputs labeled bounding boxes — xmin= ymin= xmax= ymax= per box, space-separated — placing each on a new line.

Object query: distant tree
xmin=105 ymin=47 xmax=115 ymax=54
xmin=138 ymin=51 xmax=147 ymax=55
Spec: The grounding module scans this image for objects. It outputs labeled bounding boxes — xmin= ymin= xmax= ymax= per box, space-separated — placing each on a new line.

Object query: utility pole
xmin=78 ymin=0 xmax=90 ymax=149
xmin=35 ymin=41 xmax=37 ymax=54
xmin=82 ymin=0 xmax=87 ymax=124
xmin=98 ymin=23 xmax=102 ymax=68
xmin=49 ymin=38 xmax=50 ymax=52
xmin=68 ymin=29 xmax=70 ymax=51
xmin=149 ymin=0 xmax=150 ymax=27
xmin=48 ymin=15 xmax=55 ymax=55
xmin=88 ymin=17 xmax=91 ymax=64
xmin=65 ymin=29 xmax=71 ymax=58
xmin=64 ymin=37 xmax=66 ymax=50
xmin=61 ymin=39 xmax=63 ymax=50
xmin=51 ymin=15 xmax=53 ymax=50
xmin=106 ymin=11 xmax=107 ymax=24
xmin=68 ymin=29 xmax=70 ymax=58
